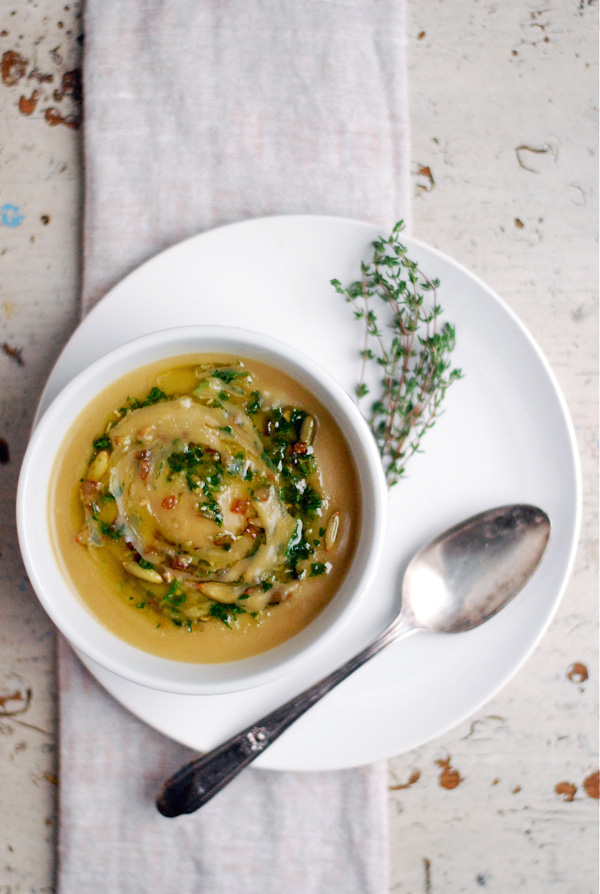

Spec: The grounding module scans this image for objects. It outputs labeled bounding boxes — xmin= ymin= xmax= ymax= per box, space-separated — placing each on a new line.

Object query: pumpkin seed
xmin=300 ymin=414 xmax=316 ymax=445
xmin=325 ymin=511 xmax=340 ymax=551
xmin=87 ymin=450 xmax=109 ymax=482
xmin=198 ymin=582 xmax=245 ymax=604
xmin=122 ymin=560 xmax=163 ymax=584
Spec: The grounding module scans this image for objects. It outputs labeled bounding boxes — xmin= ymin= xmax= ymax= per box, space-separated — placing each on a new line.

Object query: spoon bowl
xmin=156 ymin=504 xmax=551 ymax=817
xmin=402 ymin=504 xmax=552 ymax=633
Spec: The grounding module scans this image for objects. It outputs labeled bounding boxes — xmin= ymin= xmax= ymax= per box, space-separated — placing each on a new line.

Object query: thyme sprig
xmin=332 ymin=221 xmax=462 ymax=487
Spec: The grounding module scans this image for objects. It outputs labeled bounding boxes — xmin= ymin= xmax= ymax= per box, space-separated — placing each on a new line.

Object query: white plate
xmin=38 ymin=215 xmax=581 ymax=771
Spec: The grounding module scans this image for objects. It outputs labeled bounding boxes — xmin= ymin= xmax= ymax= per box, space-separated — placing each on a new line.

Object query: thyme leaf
xmin=332 ymin=221 xmax=462 ymax=486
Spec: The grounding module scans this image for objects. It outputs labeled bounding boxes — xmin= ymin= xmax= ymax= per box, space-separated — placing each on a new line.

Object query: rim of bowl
xmin=17 ymin=325 xmax=388 ymax=695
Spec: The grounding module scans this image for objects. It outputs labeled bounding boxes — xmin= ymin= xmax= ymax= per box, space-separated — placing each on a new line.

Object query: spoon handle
xmin=156 ymin=615 xmax=415 ymax=817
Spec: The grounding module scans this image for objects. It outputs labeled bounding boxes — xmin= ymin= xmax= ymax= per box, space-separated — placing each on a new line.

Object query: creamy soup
xmin=50 ymin=354 xmax=361 ymax=663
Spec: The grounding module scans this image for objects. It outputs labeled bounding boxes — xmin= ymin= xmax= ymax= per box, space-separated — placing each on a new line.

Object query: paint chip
xmin=416 ymin=164 xmax=435 ymax=192
xmin=1 ymin=49 xmax=28 ymax=86
xmin=555 ymin=781 xmax=577 ymax=801
xmin=18 ymin=88 xmax=39 ymax=115
xmin=44 ymin=106 xmax=81 ymax=129
xmin=583 ymin=771 xmax=599 ymax=799
xmin=566 ymin=662 xmax=588 ymax=683
xmin=436 ymin=757 xmax=462 ymax=789
xmin=0 ymin=687 xmax=31 ymax=715
xmin=389 ymin=769 xmax=421 ymax=791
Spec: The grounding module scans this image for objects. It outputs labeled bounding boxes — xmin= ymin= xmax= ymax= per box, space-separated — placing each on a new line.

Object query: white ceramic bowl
xmin=17 ymin=326 xmax=387 ymax=695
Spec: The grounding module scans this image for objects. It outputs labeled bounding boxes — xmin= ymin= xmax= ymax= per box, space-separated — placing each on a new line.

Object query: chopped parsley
xmin=197 ymin=496 xmax=224 ymax=527
xmin=127 ymin=386 xmax=168 ymax=410
xmin=100 ymin=521 xmax=125 ymax=540
xmin=300 ymin=486 xmax=323 ymax=517
xmin=212 ymin=368 xmax=249 ymax=384
xmin=167 ymin=443 xmax=205 ymax=473
xmin=92 ymin=434 xmax=112 ymax=452
xmin=286 ymin=531 xmax=314 ymax=578
xmin=167 ymin=443 xmax=225 ymax=495
xmin=138 ymin=558 xmax=155 ymax=570
xmin=209 ymin=602 xmax=246 ymax=628
xmin=247 ymin=390 xmax=262 ymax=414
xmin=161 ymin=581 xmax=187 ymax=607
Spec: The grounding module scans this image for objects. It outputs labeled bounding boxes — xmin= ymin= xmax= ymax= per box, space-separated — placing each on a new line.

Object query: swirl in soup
xmin=50 ymin=355 xmax=361 ymax=663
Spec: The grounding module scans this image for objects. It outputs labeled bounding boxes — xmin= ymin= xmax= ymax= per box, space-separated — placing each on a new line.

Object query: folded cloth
xmin=58 ymin=1 xmax=410 ymax=891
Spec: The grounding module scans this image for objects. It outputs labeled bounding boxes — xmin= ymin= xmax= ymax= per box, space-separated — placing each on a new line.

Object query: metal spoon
xmin=156 ymin=504 xmax=550 ymax=817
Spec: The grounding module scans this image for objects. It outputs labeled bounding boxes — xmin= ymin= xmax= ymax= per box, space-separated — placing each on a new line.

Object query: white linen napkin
xmin=58 ymin=2 xmax=410 ymax=891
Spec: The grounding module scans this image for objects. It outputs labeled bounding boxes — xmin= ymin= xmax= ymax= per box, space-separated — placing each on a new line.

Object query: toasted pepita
xmin=300 ymin=414 xmax=316 ymax=446
xmin=197 ymin=582 xmax=245 ymax=604
xmin=122 ymin=560 xmax=163 ymax=584
xmin=325 ymin=511 xmax=340 ymax=551
xmin=87 ymin=450 xmax=109 ymax=482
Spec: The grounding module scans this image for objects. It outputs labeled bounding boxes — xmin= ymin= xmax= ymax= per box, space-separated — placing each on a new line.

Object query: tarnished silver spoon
xmin=156 ymin=504 xmax=550 ymax=817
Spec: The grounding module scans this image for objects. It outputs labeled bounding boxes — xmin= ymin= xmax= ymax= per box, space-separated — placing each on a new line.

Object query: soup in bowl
xmin=17 ymin=327 xmax=387 ymax=694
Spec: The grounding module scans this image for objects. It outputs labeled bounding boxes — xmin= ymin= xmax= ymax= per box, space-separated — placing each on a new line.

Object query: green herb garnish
xmin=167 ymin=443 xmax=225 ymax=495
xmin=93 ymin=434 xmax=112 ymax=452
xmin=247 ymin=390 xmax=262 ymax=414
xmin=100 ymin=521 xmax=124 ymax=540
xmin=332 ymin=221 xmax=462 ymax=486
xmin=161 ymin=581 xmax=187 ymax=607
xmin=138 ymin=558 xmax=155 ymax=570
xmin=197 ymin=496 xmax=224 ymax=527
xmin=300 ymin=485 xmax=323 ymax=517
xmin=209 ymin=602 xmax=246 ymax=628
xmin=212 ymin=368 xmax=248 ymax=384
xmin=128 ymin=386 xmax=168 ymax=410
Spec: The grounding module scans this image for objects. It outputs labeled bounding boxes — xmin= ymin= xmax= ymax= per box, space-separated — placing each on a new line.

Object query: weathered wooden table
xmin=1 ymin=1 xmax=597 ymax=890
